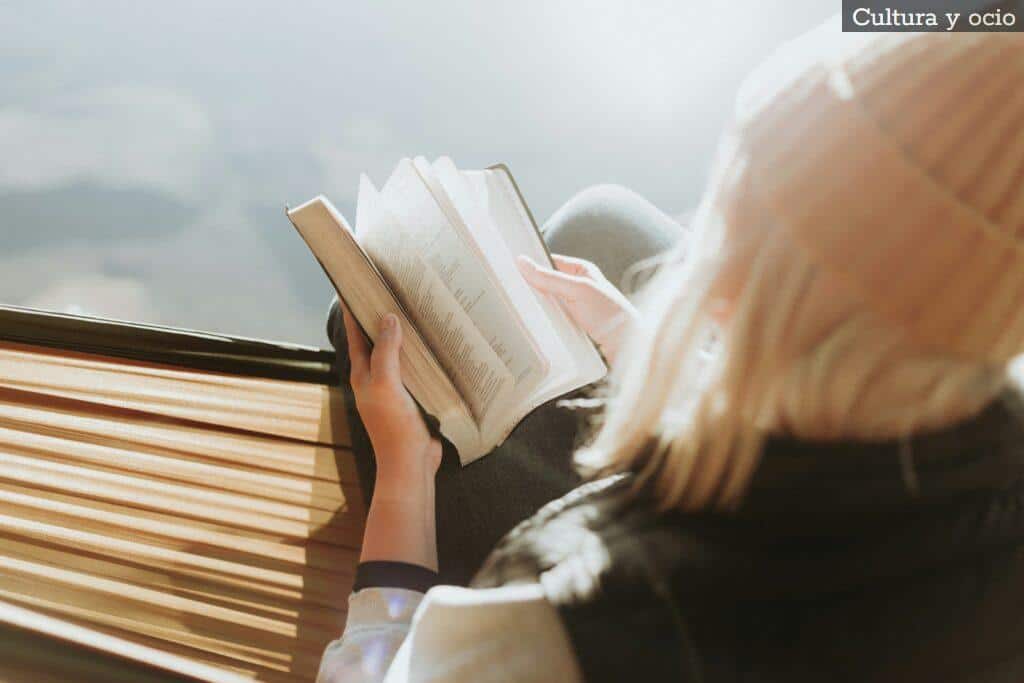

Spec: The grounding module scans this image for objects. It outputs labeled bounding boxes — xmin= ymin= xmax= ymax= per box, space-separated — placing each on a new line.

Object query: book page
xmin=406 ymin=159 xmax=546 ymax=389
xmin=377 ymin=245 xmax=510 ymax=420
xmin=356 ymin=169 xmax=518 ymax=423
xmin=464 ymin=167 xmax=608 ymax=417
xmin=428 ymin=157 xmax=564 ymax=378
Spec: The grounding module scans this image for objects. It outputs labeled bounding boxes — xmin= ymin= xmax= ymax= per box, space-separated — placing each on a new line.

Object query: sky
xmin=0 ymin=0 xmax=834 ymax=347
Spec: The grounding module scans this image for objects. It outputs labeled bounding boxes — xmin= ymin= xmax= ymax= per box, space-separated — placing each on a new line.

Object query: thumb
xmin=370 ymin=313 xmax=402 ymax=384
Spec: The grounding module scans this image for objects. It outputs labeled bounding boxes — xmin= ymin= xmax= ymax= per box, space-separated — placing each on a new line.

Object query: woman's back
xmin=475 ymin=389 xmax=1024 ymax=682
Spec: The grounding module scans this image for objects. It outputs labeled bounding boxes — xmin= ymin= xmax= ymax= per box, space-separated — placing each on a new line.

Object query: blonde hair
xmin=576 ymin=135 xmax=1008 ymax=512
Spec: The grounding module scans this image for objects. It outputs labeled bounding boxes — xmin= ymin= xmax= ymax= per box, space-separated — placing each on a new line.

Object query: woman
xmin=320 ymin=26 xmax=1024 ymax=682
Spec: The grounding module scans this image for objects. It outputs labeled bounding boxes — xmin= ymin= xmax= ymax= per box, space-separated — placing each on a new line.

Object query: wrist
xmin=374 ymin=455 xmax=436 ymax=498
xmin=374 ymin=470 xmax=434 ymax=497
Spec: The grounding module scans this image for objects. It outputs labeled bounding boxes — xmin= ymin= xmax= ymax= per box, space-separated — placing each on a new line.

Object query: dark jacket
xmin=473 ymin=390 xmax=1024 ymax=682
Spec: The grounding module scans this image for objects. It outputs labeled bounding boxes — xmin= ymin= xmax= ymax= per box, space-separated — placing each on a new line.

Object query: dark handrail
xmin=0 ymin=304 xmax=337 ymax=385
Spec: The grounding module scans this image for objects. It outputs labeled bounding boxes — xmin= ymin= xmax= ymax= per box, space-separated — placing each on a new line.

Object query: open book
xmin=287 ymin=157 xmax=607 ymax=464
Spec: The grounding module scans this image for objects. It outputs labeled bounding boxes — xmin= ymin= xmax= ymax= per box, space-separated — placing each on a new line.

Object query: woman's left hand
xmin=341 ymin=306 xmax=442 ymax=489
xmin=342 ymin=305 xmax=441 ymax=570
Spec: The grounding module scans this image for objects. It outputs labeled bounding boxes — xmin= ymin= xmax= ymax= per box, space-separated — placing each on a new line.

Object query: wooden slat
xmin=0 ymin=343 xmax=364 ymax=681
xmin=0 ymin=386 xmax=356 ymax=485
xmin=0 ymin=481 xmax=360 ymax=575
xmin=0 ymin=449 xmax=365 ymax=545
xmin=0 ymin=342 xmax=350 ymax=447
xmin=0 ymin=593 xmax=258 ymax=679
xmin=0 ymin=535 xmax=346 ymax=632
xmin=0 ymin=424 xmax=349 ymax=511
xmin=0 ymin=509 xmax=354 ymax=607
xmin=0 ymin=583 xmax=314 ymax=680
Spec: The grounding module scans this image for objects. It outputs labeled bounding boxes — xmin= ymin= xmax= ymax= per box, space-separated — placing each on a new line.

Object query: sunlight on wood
xmin=0 ymin=342 xmax=363 ymax=682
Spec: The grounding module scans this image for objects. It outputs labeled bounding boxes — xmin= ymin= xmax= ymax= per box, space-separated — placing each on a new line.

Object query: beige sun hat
xmin=717 ymin=20 xmax=1024 ymax=363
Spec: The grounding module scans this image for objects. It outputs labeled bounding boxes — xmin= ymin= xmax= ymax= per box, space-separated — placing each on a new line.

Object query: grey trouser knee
xmin=542 ymin=184 xmax=680 ymax=295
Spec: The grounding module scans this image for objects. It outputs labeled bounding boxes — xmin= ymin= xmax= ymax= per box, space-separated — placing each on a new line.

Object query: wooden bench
xmin=0 ymin=307 xmax=364 ymax=682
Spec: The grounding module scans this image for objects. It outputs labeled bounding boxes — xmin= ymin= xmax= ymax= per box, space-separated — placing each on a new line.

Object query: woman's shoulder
xmin=470 ymin=474 xmax=645 ymax=589
xmin=469 ymin=472 xmax=694 ymax=615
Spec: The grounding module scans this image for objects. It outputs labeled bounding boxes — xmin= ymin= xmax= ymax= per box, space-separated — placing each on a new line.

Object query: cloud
xmin=0 ymin=240 xmax=163 ymax=326
xmin=312 ymin=117 xmax=408 ymax=202
xmin=0 ymin=85 xmax=211 ymax=200
xmin=113 ymin=195 xmax=326 ymax=345
xmin=0 ymin=182 xmax=197 ymax=250
xmin=25 ymin=274 xmax=157 ymax=323
xmin=0 ymin=192 xmax=330 ymax=347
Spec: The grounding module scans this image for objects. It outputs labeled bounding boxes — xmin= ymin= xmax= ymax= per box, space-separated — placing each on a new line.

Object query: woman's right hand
xmin=517 ymin=253 xmax=638 ymax=365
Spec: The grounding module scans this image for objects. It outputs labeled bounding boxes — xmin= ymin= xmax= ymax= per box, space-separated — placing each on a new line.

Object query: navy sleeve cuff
xmin=354 ymin=561 xmax=441 ymax=593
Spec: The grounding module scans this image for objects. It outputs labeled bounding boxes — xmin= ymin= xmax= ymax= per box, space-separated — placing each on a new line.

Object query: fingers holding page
xmin=551 ymin=253 xmax=602 ymax=281
xmin=516 ymin=252 xmax=638 ymax=365
xmin=517 ymin=254 xmax=590 ymax=302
